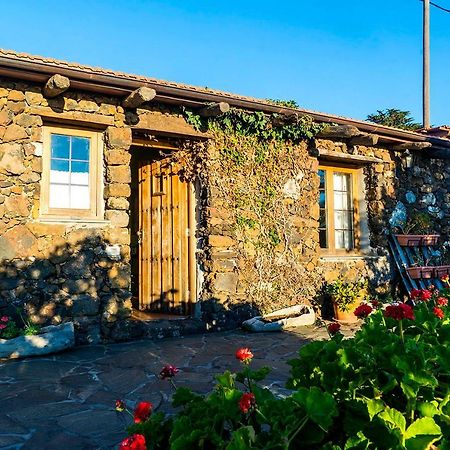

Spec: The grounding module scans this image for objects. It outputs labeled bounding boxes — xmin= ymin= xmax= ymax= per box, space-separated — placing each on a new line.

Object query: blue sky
xmin=1 ymin=1 xmax=449 ymax=125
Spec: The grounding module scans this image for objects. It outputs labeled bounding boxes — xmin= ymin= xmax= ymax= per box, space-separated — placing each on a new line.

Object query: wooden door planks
xmin=138 ymin=157 xmax=196 ymax=314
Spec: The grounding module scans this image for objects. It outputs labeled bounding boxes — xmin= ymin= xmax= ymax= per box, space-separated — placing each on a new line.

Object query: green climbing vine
xmin=184 ymin=106 xmax=324 ymax=143
xmin=175 ymin=107 xmax=325 ymax=312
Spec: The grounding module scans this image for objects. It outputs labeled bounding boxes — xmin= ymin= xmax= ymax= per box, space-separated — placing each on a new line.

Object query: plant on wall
xmin=170 ymin=108 xmax=325 ymax=313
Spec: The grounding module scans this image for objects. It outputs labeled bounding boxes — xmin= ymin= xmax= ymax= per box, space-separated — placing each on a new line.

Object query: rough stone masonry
xmin=0 ymin=70 xmax=449 ymax=344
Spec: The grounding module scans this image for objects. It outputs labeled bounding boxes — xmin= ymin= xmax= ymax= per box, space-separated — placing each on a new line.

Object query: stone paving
xmin=0 ymin=325 xmax=339 ymax=450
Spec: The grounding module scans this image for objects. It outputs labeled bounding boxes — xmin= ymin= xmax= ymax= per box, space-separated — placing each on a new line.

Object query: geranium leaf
xmin=404 ymin=417 xmax=441 ymax=439
xmin=292 ymin=387 xmax=337 ymax=430
xmin=226 ymin=426 xmax=256 ymax=450
xmin=366 ymin=399 xmax=384 ymax=420
xmin=417 ymin=402 xmax=439 ymax=418
xmin=405 ymin=436 xmax=441 ymax=450
xmin=378 ymin=407 xmax=406 ymax=433
xmin=216 ymin=370 xmax=236 ymax=389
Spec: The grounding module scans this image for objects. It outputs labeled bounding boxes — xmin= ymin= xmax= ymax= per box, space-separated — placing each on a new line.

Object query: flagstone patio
xmin=0 ymin=325 xmax=341 ymax=449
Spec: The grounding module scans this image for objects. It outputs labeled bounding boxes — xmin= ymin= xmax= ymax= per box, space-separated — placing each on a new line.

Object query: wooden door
xmin=138 ymin=157 xmax=196 ymax=314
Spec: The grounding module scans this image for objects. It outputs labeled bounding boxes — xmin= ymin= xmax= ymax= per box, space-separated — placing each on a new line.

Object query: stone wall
xmin=0 ymin=79 xmax=138 ymax=343
xmin=1 ymin=76 xmax=449 ymax=343
xmin=397 ymin=156 xmax=450 ymax=236
xmin=0 ymin=78 xmax=208 ymax=343
xmin=196 ymin=134 xmax=400 ymax=328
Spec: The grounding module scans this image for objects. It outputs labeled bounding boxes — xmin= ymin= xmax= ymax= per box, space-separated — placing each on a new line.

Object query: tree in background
xmin=366 ymin=108 xmax=422 ymax=131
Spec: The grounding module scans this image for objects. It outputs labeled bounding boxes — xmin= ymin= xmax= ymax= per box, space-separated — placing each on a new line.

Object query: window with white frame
xmin=41 ymin=126 xmax=103 ymax=219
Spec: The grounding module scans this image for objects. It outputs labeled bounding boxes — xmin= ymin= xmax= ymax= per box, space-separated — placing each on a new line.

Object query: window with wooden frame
xmin=318 ymin=165 xmax=361 ymax=254
xmin=40 ymin=126 xmax=103 ymax=220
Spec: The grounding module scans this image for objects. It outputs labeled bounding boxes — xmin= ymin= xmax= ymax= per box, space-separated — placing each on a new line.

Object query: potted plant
xmin=405 ymin=253 xmax=435 ymax=280
xmin=325 ymin=278 xmax=368 ymax=323
xmin=394 ymin=211 xmax=440 ymax=247
xmin=406 ymin=266 xmax=435 ymax=279
xmin=430 ymin=241 xmax=450 ymax=279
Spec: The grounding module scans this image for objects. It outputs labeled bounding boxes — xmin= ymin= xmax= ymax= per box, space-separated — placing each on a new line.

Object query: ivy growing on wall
xmin=184 ymin=107 xmax=324 ymax=143
xmin=175 ymin=107 xmax=325 ymax=313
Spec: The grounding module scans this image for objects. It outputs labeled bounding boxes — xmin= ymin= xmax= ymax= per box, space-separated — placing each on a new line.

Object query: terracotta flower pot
xmin=395 ymin=234 xmax=440 ymax=247
xmin=406 ymin=266 xmax=434 ymax=280
xmin=333 ymin=303 xmax=359 ymax=323
xmin=433 ymin=265 xmax=450 ymax=279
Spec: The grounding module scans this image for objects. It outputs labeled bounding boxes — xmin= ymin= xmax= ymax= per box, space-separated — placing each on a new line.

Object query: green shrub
xmin=118 ymin=289 xmax=450 ymax=449
xmin=325 ymin=278 xmax=368 ymax=312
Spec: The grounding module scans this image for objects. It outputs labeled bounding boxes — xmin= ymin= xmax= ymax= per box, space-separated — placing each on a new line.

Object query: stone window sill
xmin=35 ymin=217 xmax=110 ymax=226
xmin=320 ymin=254 xmax=381 ymax=263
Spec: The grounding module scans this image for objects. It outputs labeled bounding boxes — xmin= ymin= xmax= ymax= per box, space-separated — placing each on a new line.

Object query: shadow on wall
xmin=0 ymin=234 xmax=132 ymax=345
xmin=0 ymin=233 xmax=263 ymax=345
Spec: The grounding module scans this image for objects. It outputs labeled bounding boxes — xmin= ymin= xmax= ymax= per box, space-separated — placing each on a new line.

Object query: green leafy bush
xmin=118 ymin=288 xmax=450 ymax=449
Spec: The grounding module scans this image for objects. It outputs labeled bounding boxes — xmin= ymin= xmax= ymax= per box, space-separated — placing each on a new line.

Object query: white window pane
xmin=70 ymin=185 xmax=90 ymax=209
xmin=71 ymin=171 xmax=89 ymax=186
xmin=335 ymin=211 xmax=345 ymax=229
xmin=335 ymin=230 xmax=345 ymax=249
xmin=341 ymin=174 xmax=349 ymax=190
xmin=49 ymin=184 xmax=70 ymax=208
xmin=50 ymin=169 xmax=70 ymax=184
xmin=344 ymin=231 xmax=353 ymax=250
xmin=333 ymin=173 xmax=343 ymax=190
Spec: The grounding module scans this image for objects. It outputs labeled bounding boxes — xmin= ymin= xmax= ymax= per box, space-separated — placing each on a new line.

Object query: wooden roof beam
xmin=317 ymin=124 xmax=362 ymax=139
xmin=198 ymin=102 xmax=230 ymax=117
xmin=393 ymin=142 xmax=432 ymax=151
xmin=123 ymin=86 xmax=156 ymax=108
xmin=350 ymin=133 xmax=379 ymax=146
xmin=43 ymin=74 xmax=70 ymax=98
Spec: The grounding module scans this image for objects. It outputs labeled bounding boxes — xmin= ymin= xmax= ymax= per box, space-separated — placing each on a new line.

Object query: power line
xmin=420 ymin=0 xmax=450 ymax=13
xmin=431 ymin=1 xmax=450 ymax=12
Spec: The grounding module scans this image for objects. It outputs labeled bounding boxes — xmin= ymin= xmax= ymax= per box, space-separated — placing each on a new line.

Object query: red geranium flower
xmin=384 ymin=303 xmax=415 ymax=321
xmin=239 ymin=392 xmax=256 ymax=414
xmin=411 ymin=289 xmax=432 ymax=302
xmin=0 ymin=316 xmax=8 ymax=322
xmin=433 ymin=307 xmax=445 ymax=319
xmin=354 ymin=304 xmax=373 ymax=319
xmin=327 ymin=322 xmax=341 ymax=335
xmin=119 ymin=434 xmax=146 ymax=450
xmin=371 ymin=300 xmax=381 ymax=308
xmin=160 ymin=365 xmax=179 ymax=380
xmin=0 ymin=324 xmax=6 ymax=330
xmin=437 ymin=297 xmax=448 ymax=306
xmin=133 ymin=402 xmax=152 ymax=423
xmin=235 ymin=348 xmax=253 ymax=363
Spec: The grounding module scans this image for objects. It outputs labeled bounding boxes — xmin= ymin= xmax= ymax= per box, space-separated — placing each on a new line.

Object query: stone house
xmin=0 ymin=49 xmax=449 ymax=344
